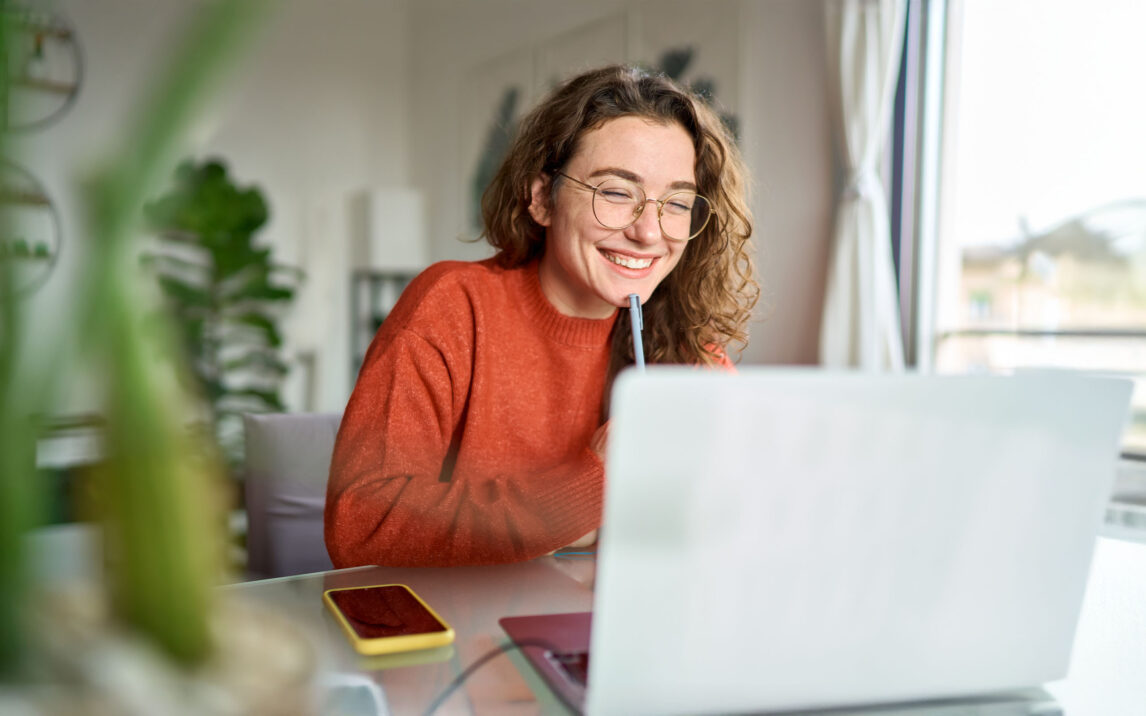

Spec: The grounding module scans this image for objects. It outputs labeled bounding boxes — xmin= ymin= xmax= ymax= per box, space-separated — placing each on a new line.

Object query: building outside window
xmin=918 ymin=0 xmax=1146 ymax=454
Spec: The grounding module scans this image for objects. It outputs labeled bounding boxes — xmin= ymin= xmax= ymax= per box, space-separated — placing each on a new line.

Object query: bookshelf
xmin=349 ymin=269 xmax=417 ymax=386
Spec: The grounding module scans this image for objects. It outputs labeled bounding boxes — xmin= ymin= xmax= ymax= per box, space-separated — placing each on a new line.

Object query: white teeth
xmin=603 ymin=251 xmax=653 ymax=269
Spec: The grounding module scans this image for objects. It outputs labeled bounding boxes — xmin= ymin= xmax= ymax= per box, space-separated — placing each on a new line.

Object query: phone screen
xmin=327 ymin=585 xmax=449 ymax=639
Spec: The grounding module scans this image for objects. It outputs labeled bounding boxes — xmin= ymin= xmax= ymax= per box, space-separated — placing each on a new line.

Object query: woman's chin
xmin=603 ymin=291 xmax=640 ymax=309
xmin=593 ymin=275 xmax=663 ymax=311
xmin=611 ymin=285 xmax=655 ymax=307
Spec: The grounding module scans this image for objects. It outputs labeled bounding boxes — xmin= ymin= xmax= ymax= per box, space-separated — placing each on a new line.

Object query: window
xmin=915 ymin=0 xmax=1146 ymax=455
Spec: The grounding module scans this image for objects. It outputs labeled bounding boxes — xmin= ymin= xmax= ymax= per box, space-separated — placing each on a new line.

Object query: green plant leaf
xmin=143 ymin=250 xmax=212 ymax=275
xmin=217 ymin=387 xmax=285 ymax=412
xmin=222 ymin=350 xmax=289 ymax=375
xmin=228 ymin=282 xmax=295 ymax=302
xmin=157 ymin=275 xmax=213 ymax=308
xmin=222 ymin=312 xmax=282 ymax=346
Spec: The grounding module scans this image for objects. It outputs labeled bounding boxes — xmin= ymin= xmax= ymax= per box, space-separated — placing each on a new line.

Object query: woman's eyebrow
xmin=587 ymin=166 xmax=698 ymax=192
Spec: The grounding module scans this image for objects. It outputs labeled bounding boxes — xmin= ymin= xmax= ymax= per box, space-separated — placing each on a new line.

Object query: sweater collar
xmin=514 ymin=261 xmax=618 ymax=347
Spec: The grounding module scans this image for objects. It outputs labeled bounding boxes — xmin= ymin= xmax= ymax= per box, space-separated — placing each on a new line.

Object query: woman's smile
xmin=600 ymin=248 xmax=656 ymax=271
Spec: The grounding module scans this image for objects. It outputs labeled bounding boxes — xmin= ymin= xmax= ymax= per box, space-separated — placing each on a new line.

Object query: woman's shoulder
xmin=402 ymin=257 xmax=516 ymax=305
xmin=387 ymin=257 xmax=523 ymax=331
xmin=408 ymin=257 xmax=503 ymax=287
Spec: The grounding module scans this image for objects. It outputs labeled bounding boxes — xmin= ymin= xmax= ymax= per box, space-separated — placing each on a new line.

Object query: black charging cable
xmin=421 ymin=637 xmax=562 ymax=716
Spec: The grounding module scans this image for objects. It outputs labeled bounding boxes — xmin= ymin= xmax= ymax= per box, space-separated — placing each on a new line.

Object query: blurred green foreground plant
xmin=0 ymin=0 xmax=272 ymax=685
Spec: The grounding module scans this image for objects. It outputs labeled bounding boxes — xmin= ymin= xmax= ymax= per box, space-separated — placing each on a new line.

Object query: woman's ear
xmin=527 ymin=175 xmax=552 ymax=227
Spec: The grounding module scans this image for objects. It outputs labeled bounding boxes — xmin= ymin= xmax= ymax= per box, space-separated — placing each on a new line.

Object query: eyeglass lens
xmin=591 ymin=177 xmax=711 ymax=240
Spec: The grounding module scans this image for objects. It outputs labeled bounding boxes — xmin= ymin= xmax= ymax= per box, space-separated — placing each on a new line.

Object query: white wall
xmin=15 ymin=0 xmax=207 ymax=415
xmin=202 ymin=0 xmax=412 ymax=412
xmin=738 ymin=0 xmax=835 ymax=364
xmin=21 ymin=0 xmax=412 ymax=414
xmin=21 ymin=0 xmax=834 ymax=424
xmin=408 ymin=0 xmax=639 ymax=264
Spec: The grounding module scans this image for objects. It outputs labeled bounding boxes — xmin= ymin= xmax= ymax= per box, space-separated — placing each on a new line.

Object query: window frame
xmin=900 ymin=0 xmax=1146 ymax=460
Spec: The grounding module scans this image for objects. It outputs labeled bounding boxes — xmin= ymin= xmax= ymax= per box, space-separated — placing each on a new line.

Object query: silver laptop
xmin=502 ymin=369 xmax=1132 ymax=715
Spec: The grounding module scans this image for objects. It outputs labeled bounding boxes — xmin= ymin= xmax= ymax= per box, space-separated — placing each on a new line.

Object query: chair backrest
xmin=243 ymin=412 xmax=342 ymax=578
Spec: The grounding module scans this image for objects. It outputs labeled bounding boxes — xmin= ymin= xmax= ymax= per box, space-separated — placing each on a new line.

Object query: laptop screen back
xmin=587 ymin=369 xmax=1130 ymax=716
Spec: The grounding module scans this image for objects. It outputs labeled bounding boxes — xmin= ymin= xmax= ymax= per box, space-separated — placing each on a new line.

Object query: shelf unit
xmin=349 ymin=269 xmax=418 ymax=386
xmin=0 ymin=159 xmax=62 ymax=295
xmin=0 ymin=7 xmax=76 ymax=294
xmin=1 ymin=6 xmax=83 ymax=131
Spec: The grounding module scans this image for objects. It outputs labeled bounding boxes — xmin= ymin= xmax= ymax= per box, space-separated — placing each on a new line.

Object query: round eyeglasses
xmin=555 ymin=171 xmax=713 ymax=241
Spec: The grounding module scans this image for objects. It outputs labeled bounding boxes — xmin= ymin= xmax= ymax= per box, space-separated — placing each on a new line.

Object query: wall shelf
xmin=0 ymin=160 xmax=62 ymax=296
xmin=349 ymin=269 xmax=418 ymax=386
xmin=13 ymin=18 xmax=74 ymax=41
xmin=11 ymin=75 xmax=79 ymax=96
xmin=2 ymin=5 xmax=83 ymax=131
xmin=0 ymin=187 xmax=51 ymax=206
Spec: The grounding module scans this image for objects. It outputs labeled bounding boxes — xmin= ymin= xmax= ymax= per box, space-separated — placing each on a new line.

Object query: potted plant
xmin=142 ymin=158 xmax=301 ymax=470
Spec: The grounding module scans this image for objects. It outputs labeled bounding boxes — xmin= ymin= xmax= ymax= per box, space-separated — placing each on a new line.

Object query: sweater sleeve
xmin=324 ymin=327 xmax=603 ymax=568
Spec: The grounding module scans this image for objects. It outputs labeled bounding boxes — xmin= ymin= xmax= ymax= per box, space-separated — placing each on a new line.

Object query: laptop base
xmin=500 ymin=611 xmax=591 ymax=712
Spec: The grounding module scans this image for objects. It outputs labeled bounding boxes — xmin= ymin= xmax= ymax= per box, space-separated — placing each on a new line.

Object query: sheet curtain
xmin=819 ymin=0 xmax=908 ymax=369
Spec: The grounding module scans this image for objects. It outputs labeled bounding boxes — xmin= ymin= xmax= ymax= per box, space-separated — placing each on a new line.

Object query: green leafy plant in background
xmin=0 ymin=0 xmax=273 ymax=687
xmin=143 ymin=158 xmax=300 ymax=469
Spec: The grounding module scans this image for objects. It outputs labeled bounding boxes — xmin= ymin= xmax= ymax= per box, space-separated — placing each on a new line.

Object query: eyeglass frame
xmin=552 ymin=171 xmax=714 ymax=241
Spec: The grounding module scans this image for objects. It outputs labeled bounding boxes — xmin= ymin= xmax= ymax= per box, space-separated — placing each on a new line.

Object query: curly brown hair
xmin=481 ymin=65 xmax=758 ymax=401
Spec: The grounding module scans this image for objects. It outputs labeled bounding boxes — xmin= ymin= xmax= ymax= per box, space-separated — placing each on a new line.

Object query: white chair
xmin=242 ymin=412 xmax=342 ymax=578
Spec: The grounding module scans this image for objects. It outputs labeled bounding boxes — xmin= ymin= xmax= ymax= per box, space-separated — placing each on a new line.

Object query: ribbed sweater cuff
xmin=532 ymin=448 xmax=605 ymax=538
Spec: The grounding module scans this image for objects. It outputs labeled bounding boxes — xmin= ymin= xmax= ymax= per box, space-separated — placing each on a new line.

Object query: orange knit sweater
xmin=325 ymin=259 xmax=617 ymax=567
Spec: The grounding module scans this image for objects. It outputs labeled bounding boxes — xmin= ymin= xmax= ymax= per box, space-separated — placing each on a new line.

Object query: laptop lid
xmin=586 ymin=369 xmax=1131 ymax=716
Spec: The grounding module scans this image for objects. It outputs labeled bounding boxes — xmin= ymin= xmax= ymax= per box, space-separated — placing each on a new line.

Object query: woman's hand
xmin=589 ymin=421 xmax=610 ymax=460
xmin=547 ymin=424 xmax=610 ymax=555
xmin=569 ymin=423 xmax=609 ymax=548
xmin=566 ymin=529 xmax=598 ymax=548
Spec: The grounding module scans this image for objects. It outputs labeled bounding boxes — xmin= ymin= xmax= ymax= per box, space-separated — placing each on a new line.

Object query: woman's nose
xmin=627 ymin=200 xmax=662 ymax=243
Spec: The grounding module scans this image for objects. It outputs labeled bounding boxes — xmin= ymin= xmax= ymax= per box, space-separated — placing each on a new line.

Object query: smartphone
xmin=322 ymin=584 xmax=455 ymax=656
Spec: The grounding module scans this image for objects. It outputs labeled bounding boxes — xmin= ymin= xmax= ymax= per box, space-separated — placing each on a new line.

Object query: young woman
xmin=325 ymin=65 xmax=758 ymax=567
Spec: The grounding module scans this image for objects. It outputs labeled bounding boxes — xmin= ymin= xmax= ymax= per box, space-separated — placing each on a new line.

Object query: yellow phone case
xmin=322 ymin=584 xmax=456 ymax=656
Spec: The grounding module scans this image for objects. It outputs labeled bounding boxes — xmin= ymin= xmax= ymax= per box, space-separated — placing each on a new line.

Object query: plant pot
xmin=4 ymin=583 xmax=317 ymax=716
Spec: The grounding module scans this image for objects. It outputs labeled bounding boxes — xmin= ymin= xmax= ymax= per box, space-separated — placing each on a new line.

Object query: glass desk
xmin=227 ymin=536 xmax=1146 ymax=715
xmin=226 ymin=555 xmax=595 ymax=715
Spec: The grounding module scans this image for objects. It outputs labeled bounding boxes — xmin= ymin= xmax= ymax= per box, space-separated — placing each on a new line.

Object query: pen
xmin=628 ymin=293 xmax=645 ymax=371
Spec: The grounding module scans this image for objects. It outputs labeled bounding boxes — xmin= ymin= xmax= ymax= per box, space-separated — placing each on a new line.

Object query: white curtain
xmin=819 ymin=0 xmax=908 ymax=369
